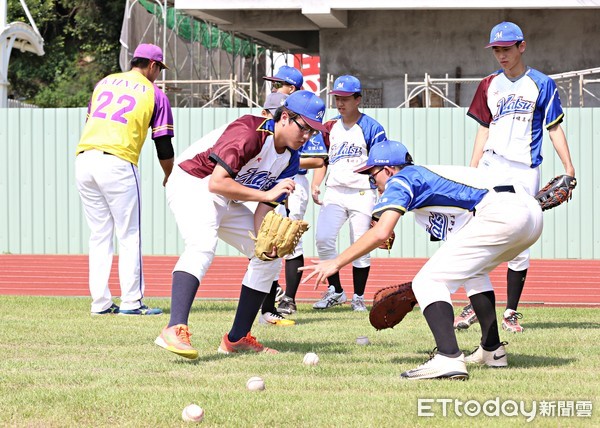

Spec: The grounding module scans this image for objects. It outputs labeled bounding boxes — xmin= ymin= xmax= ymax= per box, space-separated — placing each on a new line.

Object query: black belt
xmin=473 ymin=185 xmax=516 ymax=217
xmin=493 ymin=185 xmax=515 ymax=193
xmin=77 ymin=150 xmax=114 ymax=156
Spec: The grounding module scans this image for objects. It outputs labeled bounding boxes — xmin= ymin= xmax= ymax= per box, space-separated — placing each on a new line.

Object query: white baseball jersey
xmin=468 ymin=67 xmax=564 ymax=168
xmin=167 ymin=115 xmax=300 ymax=293
xmin=323 ymin=114 xmax=387 ymax=189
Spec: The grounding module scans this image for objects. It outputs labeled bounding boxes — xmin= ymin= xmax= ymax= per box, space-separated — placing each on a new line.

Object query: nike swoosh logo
xmin=493 ymin=353 xmax=506 ymax=360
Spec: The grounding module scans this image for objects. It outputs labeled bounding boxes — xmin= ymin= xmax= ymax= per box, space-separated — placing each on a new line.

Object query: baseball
xmin=246 ymin=376 xmax=265 ymax=391
xmin=356 ymin=336 xmax=370 ymax=346
xmin=303 ymin=352 xmax=319 ymax=366
xmin=181 ymin=404 xmax=204 ymax=423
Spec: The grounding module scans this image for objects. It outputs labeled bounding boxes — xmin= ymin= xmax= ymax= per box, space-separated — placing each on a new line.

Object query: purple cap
xmin=330 ymin=75 xmax=361 ymax=96
xmin=263 ymin=66 xmax=303 ymax=89
xmin=355 ymin=140 xmax=412 ymax=174
xmin=486 ymin=22 xmax=524 ymax=48
xmin=263 ymin=92 xmax=289 ymax=115
xmin=133 ymin=43 xmax=169 ymax=69
xmin=284 ymin=90 xmax=327 ymax=133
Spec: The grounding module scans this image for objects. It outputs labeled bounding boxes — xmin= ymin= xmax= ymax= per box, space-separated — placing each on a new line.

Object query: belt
xmin=77 ymin=150 xmax=114 ymax=156
xmin=493 ymin=185 xmax=515 ymax=193
xmin=473 ymin=185 xmax=516 ymax=216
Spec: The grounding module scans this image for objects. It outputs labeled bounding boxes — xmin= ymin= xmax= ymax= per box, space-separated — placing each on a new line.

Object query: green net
xmin=139 ymin=0 xmax=265 ymax=58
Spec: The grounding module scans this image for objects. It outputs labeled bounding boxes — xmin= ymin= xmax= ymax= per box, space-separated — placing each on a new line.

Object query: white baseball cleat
xmin=465 ymin=343 xmax=508 ymax=367
xmin=401 ymin=351 xmax=469 ymax=380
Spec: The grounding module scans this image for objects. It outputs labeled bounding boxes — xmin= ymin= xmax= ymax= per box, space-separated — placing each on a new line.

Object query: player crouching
xmin=301 ymin=140 xmax=543 ymax=379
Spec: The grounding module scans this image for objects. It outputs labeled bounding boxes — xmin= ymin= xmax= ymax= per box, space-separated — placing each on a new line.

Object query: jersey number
xmin=91 ymin=91 xmax=136 ymax=124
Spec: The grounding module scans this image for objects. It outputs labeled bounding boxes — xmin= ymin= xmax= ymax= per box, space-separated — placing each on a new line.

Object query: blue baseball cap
xmin=355 ymin=140 xmax=413 ymax=174
xmin=486 ymin=22 xmax=524 ymax=48
xmin=284 ymin=90 xmax=327 ymax=133
xmin=263 ymin=65 xmax=303 ymax=90
xmin=330 ymin=75 xmax=361 ymax=96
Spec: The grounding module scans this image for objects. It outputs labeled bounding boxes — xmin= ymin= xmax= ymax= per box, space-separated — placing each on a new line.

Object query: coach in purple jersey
xmin=154 ymin=90 xmax=327 ymax=360
xmin=75 ymin=43 xmax=174 ymax=316
xmin=454 ymin=22 xmax=576 ymax=333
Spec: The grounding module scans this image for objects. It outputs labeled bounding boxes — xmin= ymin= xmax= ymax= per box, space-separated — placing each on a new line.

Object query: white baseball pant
xmin=166 ymin=165 xmax=281 ymax=293
xmin=479 ymin=150 xmax=541 ymax=271
xmin=284 ymin=173 xmax=310 ymax=259
xmin=316 ymin=186 xmax=377 ymax=268
xmin=75 ymin=149 xmax=145 ymax=313
xmin=412 ymin=189 xmax=543 ymax=310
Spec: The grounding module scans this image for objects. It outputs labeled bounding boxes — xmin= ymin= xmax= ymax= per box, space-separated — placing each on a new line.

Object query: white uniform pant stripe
xmin=75 ymin=150 xmax=144 ymax=312
xmin=412 ymin=191 xmax=543 ymax=310
xmin=166 ymin=165 xmax=280 ymax=293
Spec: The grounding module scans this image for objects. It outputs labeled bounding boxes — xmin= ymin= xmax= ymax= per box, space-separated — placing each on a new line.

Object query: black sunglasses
xmin=290 ymin=116 xmax=319 ymax=137
xmin=272 ymin=81 xmax=292 ymax=89
xmin=368 ymin=168 xmax=386 ymax=186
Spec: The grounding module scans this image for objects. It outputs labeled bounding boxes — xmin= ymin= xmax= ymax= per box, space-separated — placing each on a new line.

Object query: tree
xmin=7 ymin=0 xmax=125 ymax=107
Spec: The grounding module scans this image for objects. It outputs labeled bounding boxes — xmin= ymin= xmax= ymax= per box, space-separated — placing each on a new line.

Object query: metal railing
xmin=402 ymin=67 xmax=600 ymax=108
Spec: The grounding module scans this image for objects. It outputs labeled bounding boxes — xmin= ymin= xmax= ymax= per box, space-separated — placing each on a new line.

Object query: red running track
xmin=1 ymin=255 xmax=599 ymax=307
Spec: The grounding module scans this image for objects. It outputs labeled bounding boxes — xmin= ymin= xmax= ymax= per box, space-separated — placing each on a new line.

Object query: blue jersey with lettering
xmin=297 ymin=132 xmax=328 ymax=175
xmin=467 ymin=67 xmax=564 ymax=168
xmin=373 ymin=165 xmax=490 ymax=240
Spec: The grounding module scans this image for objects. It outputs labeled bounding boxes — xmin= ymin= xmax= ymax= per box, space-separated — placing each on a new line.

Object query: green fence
xmin=1 ymin=107 xmax=597 ymax=259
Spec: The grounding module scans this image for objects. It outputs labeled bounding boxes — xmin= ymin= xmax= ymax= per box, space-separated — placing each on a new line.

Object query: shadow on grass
xmin=508 ymin=353 xmax=576 ymax=367
xmin=520 ymin=321 xmax=600 ymax=330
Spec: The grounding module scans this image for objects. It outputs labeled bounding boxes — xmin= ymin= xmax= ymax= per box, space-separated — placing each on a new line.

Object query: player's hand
xmin=163 ymin=175 xmax=169 ymax=187
xmin=299 ymin=259 xmax=341 ymax=289
xmin=264 ymin=179 xmax=295 ymax=202
xmin=262 ymin=245 xmax=277 ymax=260
xmin=311 ymin=185 xmax=322 ymax=205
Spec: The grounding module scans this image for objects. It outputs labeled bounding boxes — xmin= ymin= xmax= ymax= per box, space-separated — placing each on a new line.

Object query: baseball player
xmin=75 ymin=43 xmax=174 ymax=316
xmin=256 ymin=93 xmax=328 ymax=323
xmin=263 ymin=65 xmax=303 ymax=94
xmin=301 ymin=140 xmax=544 ymax=380
xmin=261 ymin=67 xmax=303 ymax=307
xmin=154 ymin=90 xmax=327 ymax=360
xmin=276 ymin=131 xmax=328 ymax=315
xmin=311 ymin=75 xmax=387 ymax=311
xmin=454 ymin=21 xmax=576 ymax=333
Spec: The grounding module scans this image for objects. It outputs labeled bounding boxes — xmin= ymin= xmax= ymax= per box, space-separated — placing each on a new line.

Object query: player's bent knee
xmin=412 ymin=275 xmax=452 ymax=310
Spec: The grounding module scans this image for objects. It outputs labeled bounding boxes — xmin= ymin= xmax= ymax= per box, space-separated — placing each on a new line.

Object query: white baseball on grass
xmin=246 ymin=376 xmax=265 ymax=391
xmin=303 ymin=352 xmax=319 ymax=366
xmin=182 ymin=404 xmax=204 ymax=423
xmin=356 ymin=336 xmax=370 ymax=346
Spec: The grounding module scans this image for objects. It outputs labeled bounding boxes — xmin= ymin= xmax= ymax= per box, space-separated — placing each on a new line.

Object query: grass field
xmin=0 ymin=296 xmax=598 ymax=427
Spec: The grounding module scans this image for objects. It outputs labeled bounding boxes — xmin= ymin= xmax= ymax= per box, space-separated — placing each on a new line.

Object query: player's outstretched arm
xmin=301 ymin=210 xmax=401 ymax=288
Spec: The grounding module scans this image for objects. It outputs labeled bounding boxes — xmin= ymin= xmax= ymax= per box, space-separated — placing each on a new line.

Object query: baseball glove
xmin=249 ymin=210 xmax=309 ymax=261
xmin=370 ymin=220 xmax=395 ymax=252
xmin=535 ymin=175 xmax=577 ymax=211
xmin=369 ymin=282 xmax=418 ymax=330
